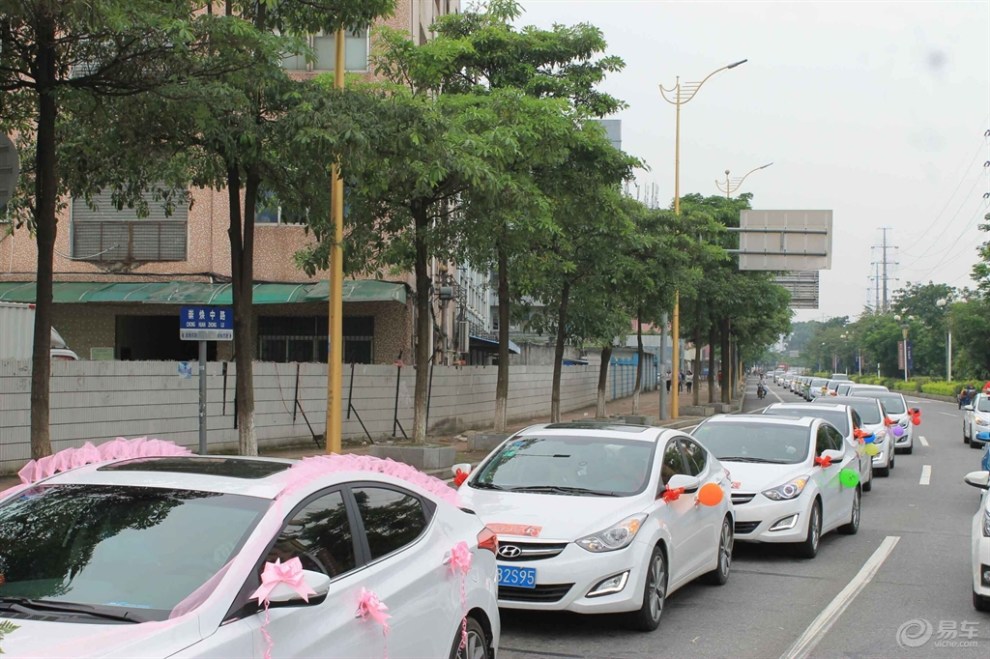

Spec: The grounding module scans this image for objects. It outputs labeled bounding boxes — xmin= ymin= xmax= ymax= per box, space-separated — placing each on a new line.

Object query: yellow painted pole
xmin=326 ymin=27 xmax=345 ymax=454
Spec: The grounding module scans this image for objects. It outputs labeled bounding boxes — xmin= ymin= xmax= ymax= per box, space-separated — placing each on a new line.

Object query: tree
xmin=0 ymin=1 xmax=264 ymax=459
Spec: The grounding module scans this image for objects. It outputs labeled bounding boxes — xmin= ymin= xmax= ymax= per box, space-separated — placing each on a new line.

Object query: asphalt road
xmin=498 ymin=379 xmax=990 ymax=658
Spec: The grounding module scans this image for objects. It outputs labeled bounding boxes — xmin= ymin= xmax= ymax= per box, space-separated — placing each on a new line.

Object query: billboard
xmin=737 ymin=210 xmax=832 ymax=271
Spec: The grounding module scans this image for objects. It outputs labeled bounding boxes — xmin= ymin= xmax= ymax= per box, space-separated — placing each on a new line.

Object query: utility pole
xmin=870 ymin=228 xmax=897 ymax=313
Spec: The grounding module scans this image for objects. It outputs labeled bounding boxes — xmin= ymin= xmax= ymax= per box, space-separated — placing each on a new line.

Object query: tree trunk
xmin=29 ymin=19 xmax=58 ymax=459
xmin=693 ymin=309 xmax=702 ymax=405
xmin=596 ymin=344 xmax=612 ymax=418
xmin=721 ymin=318 xmax=731 ymax=404
xmin=708 ymin=325 xmax=717 ymax=404
xmin=227 ymin=166 xmax=257 ymax=455
xmin=632 ymin=310 xmax=643 ymax=413
xmin=550 ymin=281 xmax=571 ymax=422
xmin=412 ymin=203 xmax=431 ymax=443
xmin=494 ymin=241 xmax=510 ymax=432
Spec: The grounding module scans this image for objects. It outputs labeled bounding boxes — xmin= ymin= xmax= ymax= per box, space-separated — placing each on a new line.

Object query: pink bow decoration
xmin=448 ymin=542 xmax=472 ymax=651
xmin=357 ymin=588 xmax=391 ymax=635
xmin=250 ymin=558 xmax=315 ymax=659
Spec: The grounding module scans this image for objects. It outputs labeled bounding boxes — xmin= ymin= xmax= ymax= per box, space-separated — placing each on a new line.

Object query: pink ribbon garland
xmin=250 ymin=558 xmax=316 ymax=659
xmin=448 ymin=541 xmax=473 ymax=651
xmin=356 ymin=587 xmax=391 ymax=659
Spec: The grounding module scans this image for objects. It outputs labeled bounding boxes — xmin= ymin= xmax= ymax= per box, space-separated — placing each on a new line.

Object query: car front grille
xmin=734 ymin=521 xmax=760 ymax=535
xmin=499 ymin=583 xmax=574 ymax=603
xmin=496 ymin=542 xmax=568 ymax=562
xmin=732 ymin=492 xmax=756 ymax=505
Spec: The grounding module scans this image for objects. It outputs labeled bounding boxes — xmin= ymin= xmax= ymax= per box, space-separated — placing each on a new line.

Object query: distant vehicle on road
xmin=963 ymin=393 xmax=990 ymax=449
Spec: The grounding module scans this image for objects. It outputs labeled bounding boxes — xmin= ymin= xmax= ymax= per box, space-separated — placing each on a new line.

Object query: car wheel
xmin=964 ymin=422 xmax=970 ymax=444
xmin=838 ymin=488 xmax=860 ymax=535
xmin=450 ymin=616 xmax=489 ymax=659
xmin=862 ymin=468 xmax=873 ymax=492
xmin=972 ymin=440 xmax=984 ymax=450
xmin=626 ymin=545 xmax=667 ymax=631
xmin=702 ymin=516 xmax=733 ymax=586
xmin=975 ymin=590 xmax=990 ymax=613
xmin=794 ymin=500 xmax=822 ymax=559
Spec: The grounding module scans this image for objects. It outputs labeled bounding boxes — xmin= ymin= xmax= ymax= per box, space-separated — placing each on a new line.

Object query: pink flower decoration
xmin=15 ymin=436 xmax=191 ymax=486
xmin=448 ymin=541 xmax=472 ymax=575
xmin=279 ymin=454 xmax=459 ymax=506
xmin=356 ymin=587 xmax=391 ymax=635
xmin=250 ymin=558 xmax=316 ymax=659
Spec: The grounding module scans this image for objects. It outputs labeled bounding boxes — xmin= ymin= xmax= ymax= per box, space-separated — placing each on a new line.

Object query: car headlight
xmin=983 ymin=509 xmax=990 ymax=538
xmin=976 ymin=418 xmax=989 ymax=427
xmin=576 ymin=514 xmax=647 ymax=553
xmin=762 ymin=475 xmax=810 ymax=501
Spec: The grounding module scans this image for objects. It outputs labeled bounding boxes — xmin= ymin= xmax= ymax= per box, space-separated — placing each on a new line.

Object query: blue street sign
xmin=179 ymin=306 xmax=234 ymax=341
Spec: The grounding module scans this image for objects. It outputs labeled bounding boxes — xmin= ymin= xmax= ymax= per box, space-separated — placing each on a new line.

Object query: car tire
xmin=975 ymin=590 xmax=990 ymax=613
xmin=964 ymin=422 xmax=970 ymax=444
xmin=972 ymin=440 xmax=984 ymax=450
xmin=875 ymin=462 xmax=890 ymax=477
xmin=794 ymin=500 xmax=822 ymax=559
xmin=838 ymin=488 xmax=860 ymax=535
xmin=450 ymin=616 xmax=490 ymax=659
xmin=626 ymin=545 xmax=667 ymax=632
xmin=702 ymin=516 xmax=733 ymax=586
xmin=862 ymin=468 xmax=873 ymax=492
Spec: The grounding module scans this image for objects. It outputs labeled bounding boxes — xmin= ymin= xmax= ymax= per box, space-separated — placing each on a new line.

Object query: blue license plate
xmin=497 ymin=565 xmax=537 ymax=589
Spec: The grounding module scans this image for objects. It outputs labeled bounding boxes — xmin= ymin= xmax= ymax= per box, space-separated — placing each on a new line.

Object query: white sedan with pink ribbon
xmin=0 ymin=439 xmax=499 ymax=658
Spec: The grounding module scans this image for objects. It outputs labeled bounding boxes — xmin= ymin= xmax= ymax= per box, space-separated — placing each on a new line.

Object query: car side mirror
xmin=963 ymin=471 xmax=990 ymax=491
xmin=664 ymin=474 xmax=701 ymax=494
xmin=268 ymin=570 xmax=331 ymax=605
xmin=965 ymin=405 xmax=974 ymax=412
xmin=820 ymin=449 xmax=844 ymax=463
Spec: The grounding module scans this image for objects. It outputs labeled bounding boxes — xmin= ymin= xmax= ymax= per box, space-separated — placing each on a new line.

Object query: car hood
xmin=458 ymin=488 xmax=647 ymax=541
xmin=0 ymin=614 xmax=201 ymax=658
xmin=721 ymin=461 xmax=810 ymax=493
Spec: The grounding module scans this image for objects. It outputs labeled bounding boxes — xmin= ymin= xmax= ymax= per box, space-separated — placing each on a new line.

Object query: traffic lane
xmin=807 ymin=397 xmax=990 ymax=657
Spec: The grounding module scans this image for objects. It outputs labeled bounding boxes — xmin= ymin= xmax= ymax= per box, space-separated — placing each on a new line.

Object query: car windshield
xmin=471 ymin=436 xmax=656 ymax=496
xmin=870 ymin=393 xmax=906 ymax=414
xmin=840 ymin=400 xmax=882 ymax=424
xmin=810 ymin=378 xmax=828 ymax=388
xmin=692 ymin=422 xmax=810 ymax=464
xmin=0 ymin=484 xmax=268 ymax=621
xmin=977 ymin=397 xmax=990 ymax=413
xmin=764 ymin=407 xmax=849 ymax=434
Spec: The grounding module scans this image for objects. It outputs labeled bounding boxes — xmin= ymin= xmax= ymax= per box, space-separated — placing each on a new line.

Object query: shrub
xmin=921 ymin=381 xmax=958 ymax=396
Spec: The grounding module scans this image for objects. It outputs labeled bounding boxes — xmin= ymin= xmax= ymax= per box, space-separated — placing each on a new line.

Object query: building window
xmin=71 ymin=189 xmax=188 ymax=262
xmin=257 ymin=315 xmax=374 ymax=363
xmin=256 ymin=188 xmax=306 ymax=225
xmin=282 ymin=29 xmax=369 ymax=73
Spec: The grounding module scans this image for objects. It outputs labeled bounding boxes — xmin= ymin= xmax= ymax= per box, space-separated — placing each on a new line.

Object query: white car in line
xmin=963 ymin=471 xmax=990 ymax=611
xmin=691 ymin=414 xmax=860 ymax=559
xmin=456 ymin=421 xmax=734 ymax=631
xmin=0 ymin=452 xmax=500 ymax=658
xmin=963 ymin=393 xmax=990 ymax=450
xmin=855 ymin=389 xmax=915 ymax=454
xmin=831 ymin=396 xmax=896 ymax=477
xmin=760 ymin=402 xmax=873 ymax=493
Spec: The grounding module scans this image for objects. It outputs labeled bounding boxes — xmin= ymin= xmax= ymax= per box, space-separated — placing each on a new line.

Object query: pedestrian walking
xmin=678 ymin=371 xmax=685 ymax=392
xmin=686 ymin=369 xmax=693 ymax=393
xmin=665 ymin=370 xmax=672 ymax=393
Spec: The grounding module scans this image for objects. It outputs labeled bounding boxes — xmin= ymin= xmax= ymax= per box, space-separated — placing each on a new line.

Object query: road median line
xmin=780 ymin=535 xmax=900 ymax=659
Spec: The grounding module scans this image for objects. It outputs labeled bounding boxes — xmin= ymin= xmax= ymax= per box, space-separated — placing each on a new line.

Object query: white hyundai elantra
xmin=0 ymin=449 xmax=499 ymax=658
xmin=455 ymin=421 xmax=734 ymax=631
xmin=691 ymin=414 xmax=860 ymax=559
xmin=963 ymin=470 xmax=990 ymax=611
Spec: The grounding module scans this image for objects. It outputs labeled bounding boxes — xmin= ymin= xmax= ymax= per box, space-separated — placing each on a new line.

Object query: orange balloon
xmin=697 ymin=482 xmax=724 ymax=507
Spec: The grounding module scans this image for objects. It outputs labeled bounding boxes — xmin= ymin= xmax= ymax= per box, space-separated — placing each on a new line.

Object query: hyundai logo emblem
xmin=497 ymin=545 xmax=522 ymax=558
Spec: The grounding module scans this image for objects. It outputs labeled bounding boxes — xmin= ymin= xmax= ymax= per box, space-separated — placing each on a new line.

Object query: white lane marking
xmin=769 ymin=386 xmax=784 ymax=403
xmin=920 ymin=465 xmax=932 ymax=485
xmin=919 ymin=436 xmax=929 ymax=447
xmin=939 ymin=411 xmax=957 ymax=418
xmin=781 ymin=536 xmax=900 ymax=659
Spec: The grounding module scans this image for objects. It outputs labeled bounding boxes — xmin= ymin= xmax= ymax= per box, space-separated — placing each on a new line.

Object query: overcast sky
xmin=515 ymin=0 xmax=990 ymax=323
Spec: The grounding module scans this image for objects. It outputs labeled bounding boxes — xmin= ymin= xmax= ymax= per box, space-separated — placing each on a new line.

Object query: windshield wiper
xmin=0 ymin=596 xmax=147 ymax=623
xmin=718 ymin=456 xmax=791 ymax=464
xmin=471 ymin=481 xmax=507 ymax=490
xmin=510 ymin=485 xmax=619 ymax=496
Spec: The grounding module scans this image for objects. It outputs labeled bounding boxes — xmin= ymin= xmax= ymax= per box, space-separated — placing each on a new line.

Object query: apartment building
xmin=0 ymin=0 xmax=496 ymax=366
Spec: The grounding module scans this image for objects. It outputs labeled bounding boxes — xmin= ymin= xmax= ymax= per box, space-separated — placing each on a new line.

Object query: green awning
xmin=305 ymin=279 xmax=407 ymax=303
xmin=0 ymin=280 xmax=407 ymax=304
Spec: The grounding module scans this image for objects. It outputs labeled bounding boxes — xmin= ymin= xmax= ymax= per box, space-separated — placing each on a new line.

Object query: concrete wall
xmin=0 ymin=356 xmax=655 ymax=473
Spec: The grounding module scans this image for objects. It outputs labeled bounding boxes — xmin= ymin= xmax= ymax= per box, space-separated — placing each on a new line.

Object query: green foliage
xmin=0 ymin=619 xmax=18 ymax=654
xmin=920 ymin=381 xmax=958 ymax=396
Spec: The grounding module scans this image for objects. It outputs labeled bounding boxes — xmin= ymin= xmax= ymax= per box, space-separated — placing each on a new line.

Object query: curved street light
xmin=658 ymin=59 xmax=747 ymax=417
xmin=716 ymin=162 xmax=774 ymax=198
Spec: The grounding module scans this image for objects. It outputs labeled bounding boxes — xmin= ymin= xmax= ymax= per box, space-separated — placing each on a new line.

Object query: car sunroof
xmin=544 ymin=422 xmax=648 ymax=433
xmin=99 ymin=456 xmax=292 ymax=479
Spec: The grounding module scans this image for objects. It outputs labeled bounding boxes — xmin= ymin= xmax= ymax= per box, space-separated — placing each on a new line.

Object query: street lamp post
xmin=659 ymin=59 xmax=747 ymax=418
xmin=715 ymin=163 xmax=773 ymax=199
xmin=325 ymin=27 xmax=346 ymax=454
xmin=937 ymin=297 xmax=952 ymax=381
xmin=894 ymin=314 xmax=910 ymax=382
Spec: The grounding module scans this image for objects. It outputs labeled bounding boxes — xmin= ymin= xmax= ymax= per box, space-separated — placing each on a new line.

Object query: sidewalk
xmin=1 ymin=380 xmax=744 ymax=490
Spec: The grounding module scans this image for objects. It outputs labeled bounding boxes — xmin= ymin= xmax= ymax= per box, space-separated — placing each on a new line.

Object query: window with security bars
xmin=257 ymin=315 xmax=373 ymax=363
xmin=71 ymin=190 xmax=187 ymax=262
xmin=281 ymin=29 xmax=369 ymax=73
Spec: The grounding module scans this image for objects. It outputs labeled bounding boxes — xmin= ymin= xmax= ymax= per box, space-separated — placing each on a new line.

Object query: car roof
xmin=767 ymin=402 xmax=850 ymax=413
xmin=829 ymin=395 xmax=883 ymax=407
xmin=700 ymin=413 xmax=817 ymax=428
xmin=516 ymin=421 xmax=669 ymax=443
